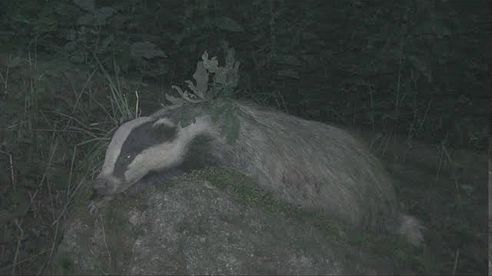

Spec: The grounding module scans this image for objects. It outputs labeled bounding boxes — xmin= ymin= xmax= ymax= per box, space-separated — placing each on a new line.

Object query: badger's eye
xmin=126 ymin=154 xmax=132 ymax=159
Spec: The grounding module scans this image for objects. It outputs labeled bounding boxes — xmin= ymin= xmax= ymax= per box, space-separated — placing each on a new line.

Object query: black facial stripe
xmin=113 ymin=119 xmax=177 ymax=178
xmin=129 ymin=134 xmax=217 ymax=187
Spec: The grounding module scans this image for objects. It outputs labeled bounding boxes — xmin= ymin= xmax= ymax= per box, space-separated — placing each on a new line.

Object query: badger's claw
xmin=88 ymin=201 xmax=99 ymax=215
xmin=87 ymin=195 xmax=113 ymax=215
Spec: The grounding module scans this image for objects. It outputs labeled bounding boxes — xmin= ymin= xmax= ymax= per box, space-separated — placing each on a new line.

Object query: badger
xmin=91 ymin=100 xmax=423 ymax=245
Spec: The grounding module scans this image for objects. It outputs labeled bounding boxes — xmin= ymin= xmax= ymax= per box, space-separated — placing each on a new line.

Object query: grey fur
xmin=93 ymin=101 xmax=423 ymax=245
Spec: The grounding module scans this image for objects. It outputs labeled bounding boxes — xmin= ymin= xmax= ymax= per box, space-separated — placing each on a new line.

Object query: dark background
xmin=0 ymin=0 xmax=489 ymax=274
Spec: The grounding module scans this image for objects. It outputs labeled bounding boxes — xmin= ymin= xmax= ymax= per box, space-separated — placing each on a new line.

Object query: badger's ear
xmin=151 ymin=118 xmax=177 ymax=141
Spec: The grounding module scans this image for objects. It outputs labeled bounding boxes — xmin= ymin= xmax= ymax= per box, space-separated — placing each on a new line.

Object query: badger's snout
xmin=93 ymin=175 xmax=121 ymax=196
xmin=88 ymin=175 xmax=121 ymax=214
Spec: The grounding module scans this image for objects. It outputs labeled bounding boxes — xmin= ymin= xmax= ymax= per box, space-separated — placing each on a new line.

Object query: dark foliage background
xmin=2 ymin=0 xmax=488 ymax=147
xmin=0 ymin=0 xmax=489 ymax=274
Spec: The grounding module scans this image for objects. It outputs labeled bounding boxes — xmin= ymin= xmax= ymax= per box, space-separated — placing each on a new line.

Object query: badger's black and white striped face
xmin=94 ymin=115 xmax=211 ymax=196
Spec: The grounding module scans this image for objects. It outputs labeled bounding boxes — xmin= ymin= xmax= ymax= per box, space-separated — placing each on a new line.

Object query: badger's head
xmin=93 ymin=114 xmax=212 ymax=196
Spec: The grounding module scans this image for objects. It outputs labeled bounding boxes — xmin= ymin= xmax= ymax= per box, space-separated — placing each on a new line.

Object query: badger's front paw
xmin=87 ymin=194 xmax=113 ymax=215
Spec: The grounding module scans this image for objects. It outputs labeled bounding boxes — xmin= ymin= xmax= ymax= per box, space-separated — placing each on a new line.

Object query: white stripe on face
xmin=100 ymin=116 xmax=153 ymax=176
xmin=153 ymin=117 xmax=175 ymax=128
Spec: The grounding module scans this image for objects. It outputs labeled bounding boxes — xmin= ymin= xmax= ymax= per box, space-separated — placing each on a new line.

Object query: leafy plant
xmin=168 ymin=44 xmax=240 ymax=106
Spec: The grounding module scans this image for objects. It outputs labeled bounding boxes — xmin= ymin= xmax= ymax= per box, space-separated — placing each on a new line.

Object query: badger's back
xmin=213 ymin=102 xmax=399 ymax=230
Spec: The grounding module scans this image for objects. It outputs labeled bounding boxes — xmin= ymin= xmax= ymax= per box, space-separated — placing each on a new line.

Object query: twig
xmin=51 ymin=179 xmax=85 ymax=226
xmin=67 ymin=146 xmax=77 ymax=201
xmin=134 ymin=89 xmax=140 ymax=117
xmin=8 ymin=152 xmax=14 ymax=189
xmin=452 ymin=248 xmax=460 ymax=275
xmin=0 ymin=150 xmax=15 ymax=190
xmin=37 ymin=217 xmax=60 ymax=275
xmin=22 ymin=136 xmax=58 ymax=220
xmin=0 ymin=250 xmax=49 ymax=272
xmin=100 ymin=214 xmax=112 ymax=269
xmin=11 ymin=219 xmax=24 ymax=275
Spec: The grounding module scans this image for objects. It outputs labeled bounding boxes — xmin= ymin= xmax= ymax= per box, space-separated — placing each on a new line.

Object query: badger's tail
xmin=398 ymin=214 xmax=425 ymax=246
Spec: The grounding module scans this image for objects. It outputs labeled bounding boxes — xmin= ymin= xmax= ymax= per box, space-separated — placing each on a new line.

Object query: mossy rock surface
xmin=52 ymin=168 xmax=409 ymax=274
